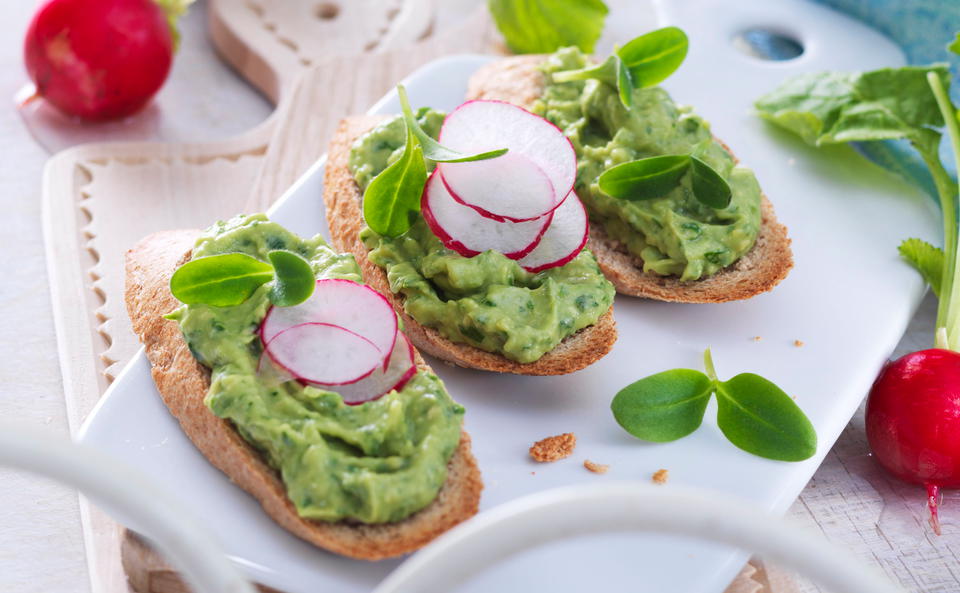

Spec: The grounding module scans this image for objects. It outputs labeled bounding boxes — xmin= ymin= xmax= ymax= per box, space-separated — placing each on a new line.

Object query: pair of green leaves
xmin=362 ymin=85 xmax=507 ymax=238
xmin=755 ymin=56 xmax=960 ymax=344
xmin=488 ymin=0 xmax=608 ymax=55
xmin=598 ymin=154 xmax=732 ymax=209
xmin=170 ymin=250 xmax=314 ymax=308
xmin=552 ymin=27 xmax=689 ymax=108
xmin=611 ymin=350 xmax=817 ymax=462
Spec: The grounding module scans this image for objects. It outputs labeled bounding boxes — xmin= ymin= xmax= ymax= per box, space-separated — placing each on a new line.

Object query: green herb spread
xmin=536 ymin=47 xmax=762 ymax=281
xmin=168 ymin=214 xmax=465 ymax=524
xmin=349 ymin=111 xmax=615 ymax=364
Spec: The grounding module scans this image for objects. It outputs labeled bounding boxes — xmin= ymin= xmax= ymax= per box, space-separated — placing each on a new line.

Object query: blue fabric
xmin=811 ymin=0 xmax=960 ymax=198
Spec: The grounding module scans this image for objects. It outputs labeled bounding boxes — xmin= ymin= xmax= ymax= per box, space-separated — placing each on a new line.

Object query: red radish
xmin=23 ymin=0 xmax=179 ymax=121
xmin=440 ymin=151 xmax=557 ymax=223
xmin=438 ymin=100 xmax=576 ymax=221
xmin=262 ymin=279 xmax=398 ymax=366
xmin=866 ymin=348 xmax=960 ymax=534
xmin=518 ymin=192 xmax=589 ymax=273
xmin=264 ymin=322 xmax=383 ymax=386
xmin=310 ymin=333 xmax=417 ymax=405
xmin=421 ymin=170 xmax=552 ymax=259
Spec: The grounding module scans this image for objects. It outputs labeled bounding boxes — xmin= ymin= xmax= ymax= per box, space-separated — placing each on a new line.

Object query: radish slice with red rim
xmin=518 ymin=192 xmax=590 ymax=273
xmin=263 ymin=322 xmax=383 ymax=386
xmin=421 ymin=170 xmax=552 ymax=259
xmin=261 ymin=278 xmax=398 ymax=365
xmin=310 ymin=333 xmax=417 ymax=405
xmin=439 ymin=151 xmax=557 ymax=222
xmin=438 ymin=100 xmax=576 ymax=221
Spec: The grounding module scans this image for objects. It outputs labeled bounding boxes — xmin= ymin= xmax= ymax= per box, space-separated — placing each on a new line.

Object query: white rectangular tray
xmin=78 ymin=1 xmax=939 ymax=591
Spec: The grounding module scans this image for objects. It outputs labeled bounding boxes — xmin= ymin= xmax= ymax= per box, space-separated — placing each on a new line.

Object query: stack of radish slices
xmin=423 ymin=100 xmax=589 ymax=273
xmin=260 ymin=279 xmax=413 ymax=404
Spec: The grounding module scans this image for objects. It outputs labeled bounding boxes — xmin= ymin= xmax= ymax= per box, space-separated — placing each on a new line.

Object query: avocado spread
xmin=535 ymin=48 xmax=762 ymax=281
xmin=169 ymin=214 xmax=464 ymax=524
xmin=349 ymin=111 xmax=615 ymax=364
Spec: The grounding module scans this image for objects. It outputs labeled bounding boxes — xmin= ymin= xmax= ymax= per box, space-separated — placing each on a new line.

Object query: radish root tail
xmin=927 ymin=483 xmax=943 ymax=536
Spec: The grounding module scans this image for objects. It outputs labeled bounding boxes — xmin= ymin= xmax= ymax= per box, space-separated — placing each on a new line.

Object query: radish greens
xmin=756 ymin=61 xmax=960 ymax=349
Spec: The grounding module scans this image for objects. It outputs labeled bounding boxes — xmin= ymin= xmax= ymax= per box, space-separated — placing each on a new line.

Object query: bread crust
xmin=324 ymin=116 xmax=617 ymax=376
xmin=466 ymin=56 xmax=793 ymax=303
xmin=125 ymin=229 xmax=482 ymax=560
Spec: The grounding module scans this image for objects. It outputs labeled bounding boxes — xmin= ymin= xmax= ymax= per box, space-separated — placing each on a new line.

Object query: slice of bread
xmin=125 ymin=229 xmax=482 ymax=560
xmin=466 ymin=55 xmax=793 ymax=303
xmin=324 ymin=116 xmax=617 ymax=376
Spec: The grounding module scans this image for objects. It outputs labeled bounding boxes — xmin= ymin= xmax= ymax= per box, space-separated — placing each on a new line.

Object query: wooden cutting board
xmin=40 ymin=0 xmax=794 ymax=591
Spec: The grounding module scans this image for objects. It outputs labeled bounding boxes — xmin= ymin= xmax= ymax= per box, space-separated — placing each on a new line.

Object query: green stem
xmin=551 ymin=55 xmax=618 ymax=85
xmin=918 ymin=146 xmax=957 ymax=331
xmin=927 ymin=72 xmax=960 ymax=350
xmin=703 ymin=348 xmax=719 ymax=383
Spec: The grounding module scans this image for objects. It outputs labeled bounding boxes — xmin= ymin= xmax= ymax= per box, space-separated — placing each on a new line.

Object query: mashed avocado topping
xmin=168 ymin=214 xmax=464 ymax=524
xmin=535 ymin=47 xmax=762 ymax=281
xmin=349 ymin=112 xmax=615 ymax=364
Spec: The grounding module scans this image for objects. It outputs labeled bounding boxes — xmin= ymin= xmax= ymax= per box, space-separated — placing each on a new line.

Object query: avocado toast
xmin=324 ymin=115 xmax=618 ymax=376
xmin=466 ymin=53 xmax=793 ymax=303
xmin=125 ymin=220 xmax=482 ymax=560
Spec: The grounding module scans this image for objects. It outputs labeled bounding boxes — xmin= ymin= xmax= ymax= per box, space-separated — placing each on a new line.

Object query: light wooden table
xmin=1 ymin=2 xmax=957 ymax=593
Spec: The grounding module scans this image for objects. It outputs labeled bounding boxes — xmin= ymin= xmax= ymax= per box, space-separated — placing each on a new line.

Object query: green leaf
xmin=690 ymin=156 xmax=732 ymax=209
xmin=715 ymin=373 xmax=817 ymax=462
xmin=755 ymin=65 xmax=951 ymax=147
xmin=362 ymin=124 xmax=427 ymax=238
xmin=617 ymin=26 xmax=689 ymax=89
xmin=397 ymin=85 xmax=507 ymax=163
xmin=611 ymin=369 xmax=714 ymax=442
xmin=948 ymin=32 xmax=960 ymax=56
xmin=488 ymin=0 xmax=608 ymax=54
xmin=551 ymin=27 xmax=688 ymax=109
xmin=899 ymin=238 xmax=944 ymax=298
xmin=170 ymin=253 xmax=274 ymax=307
xmin=266 ymin=251 xmax=315 ymax=307
xmin=598 ymin=155 xmax=690 ymax=200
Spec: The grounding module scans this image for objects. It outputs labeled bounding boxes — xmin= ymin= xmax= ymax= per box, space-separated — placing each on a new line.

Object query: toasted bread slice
xmin=324 ymin=116 xmax=617 ymax=376
xmin=466 ymin=55 xmax=793 ymax=303
xmin=125 ymin=229 xmax=482 ymax=560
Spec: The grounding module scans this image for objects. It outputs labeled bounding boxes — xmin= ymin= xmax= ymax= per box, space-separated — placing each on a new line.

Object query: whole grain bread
xmin=125 ymin=229 xmax=482 ymax=560
xmin=466 ymin=55 xmax=793 ymax=303
xmin=324 ymin=116 xmax=617 ymax=376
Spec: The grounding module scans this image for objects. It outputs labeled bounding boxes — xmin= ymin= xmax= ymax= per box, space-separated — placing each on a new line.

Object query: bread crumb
xmin=751 ymin=336 xmax=762 ymax=342
xmin=583 ymin=459 xmax=609 ymax=474
xmin=529 ymin=433 xmax=576 ymax=462
xmin=794 ymin=339 xmax=804 ymax=347
xmin=652 ymin=469 xmax=669 ymax=484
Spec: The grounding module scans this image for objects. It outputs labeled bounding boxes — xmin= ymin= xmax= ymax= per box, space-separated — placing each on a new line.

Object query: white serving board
xmin=78 ymin=1 xmax=940 ymax=592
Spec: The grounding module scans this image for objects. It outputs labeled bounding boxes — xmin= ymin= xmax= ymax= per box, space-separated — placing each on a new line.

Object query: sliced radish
xmin=421 ymin=170 xmax=551 ymax=259
xmin=437 ymin=100 xmax=576 ymax=221
xmin=264 ymin=322 xmax=383 ymax=386
xmin=261 ymin=278 xmax=398 ymax=365
xmin=310 ymin=333 xmax=417 ymax=405
xmin=518 ymin=192 xmax=590 ymax=273
xmin=439 ymin=151 xmax=556 ymax=222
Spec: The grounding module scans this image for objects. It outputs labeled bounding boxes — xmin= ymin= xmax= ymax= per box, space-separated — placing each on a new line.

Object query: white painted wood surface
xmin=1 ymin=2 xmax=958 ymax=593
